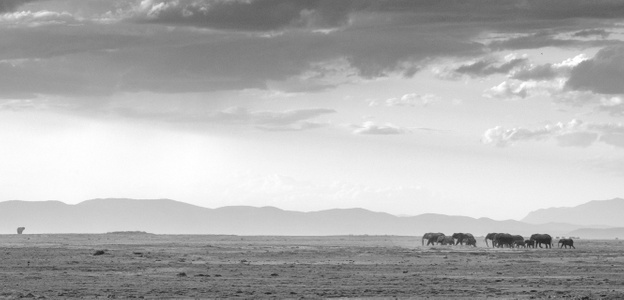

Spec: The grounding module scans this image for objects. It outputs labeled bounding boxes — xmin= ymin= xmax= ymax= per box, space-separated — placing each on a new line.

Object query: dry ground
xmin=1 ymin=234 xmax=623 ymax=299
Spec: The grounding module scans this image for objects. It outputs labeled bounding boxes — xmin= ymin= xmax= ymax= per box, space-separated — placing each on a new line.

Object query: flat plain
xmin=1 ymin=234 xmax=623 ymax=299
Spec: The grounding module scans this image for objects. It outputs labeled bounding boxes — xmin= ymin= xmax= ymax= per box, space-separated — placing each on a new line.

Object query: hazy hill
xmin=567 ymin=228 xmax=624 ymax=240
xmin=521 ymin=198 xmax=624 ymax=227
xmin=0 ymin=198 xmax=602 ymax=236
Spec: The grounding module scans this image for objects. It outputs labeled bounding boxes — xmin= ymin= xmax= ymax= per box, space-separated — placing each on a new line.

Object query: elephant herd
xmin=422 ymin=232 xmax=477 ymax=247
xmin=422 ymin=232 xmax=575 ymax=249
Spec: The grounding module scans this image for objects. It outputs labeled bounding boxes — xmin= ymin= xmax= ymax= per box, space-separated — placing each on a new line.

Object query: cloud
xmin=482 ymin=124 xmax=554 ymax=147
xmin=510 ymin=63 xmax=559 ymax=81
xmin=508 ymin=54 xmax=588 ymax=81
xmin=0 ymin=20 xmax=483 ymax=98
xmin=370 ymin=93 xmax=438 ymax=107
xmin=555 ymin=132 xmax=599 ymax=147
xmin=600 ymin=133 xmax=624 ymax=148
xmin=486 ymin=31 xmax=615 ymax=51
xmin=438 ymin=53 xmax=580 ymax=81
xmin=504 ymin=52 xmax=624 ymax=115
xmin=483 ymin=54 xmax=591 ymax=100
xmin=453 ymin=55 xmax=528 ymax=77
xmin=549 ymin=90 xmax=624 ymax=116
xmin=122 ymin=0 xmax=624 ymax=90
xmin=2 ymin=0 xmax=624 ymax=100
xmin=483 ymin=80 xmax=546 ymax=100
xmin=596 ymin=96 xmax=624 ymax=115
xmin=573 ymin=29 xmax=610 ymax=39
xmin=475 ymin=51 xmax=624 ymax=115
xmin=474 ymin=49 xmax=624 ymax=115
xmin=0 ymin=10 xmax=77 ymax=26
xmin=133 ymin=0 xmax=353 ymax=31
xmin=352 ymin=121 xmax=409 ymax=135
xmin=566 ymin=45 xmax=624 ymax=94
xmin=130 ymin=0 xmax=624 ymax=32
xmin=221 ymin=107 xmax=337 ymax=131
xmin=265 ymin=58 xmax=357 ymax=93
xmin=482 ymin=119 xmax=624 ymax=148
xmin=112 ymin=106 xmax=337 ymax=131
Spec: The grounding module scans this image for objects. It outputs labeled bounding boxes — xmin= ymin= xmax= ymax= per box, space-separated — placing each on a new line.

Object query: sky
xmin=1 ymin=0 xmax=624 ymax=220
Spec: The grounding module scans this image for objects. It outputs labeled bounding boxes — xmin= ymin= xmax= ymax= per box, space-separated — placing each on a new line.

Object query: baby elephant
xmin=513 ymin=240 xmax=526 ymax=248
xmin=558 ymin=238 xmax=575 ymax=249
xmin=524 ymin=240 xmax=535 ymax=248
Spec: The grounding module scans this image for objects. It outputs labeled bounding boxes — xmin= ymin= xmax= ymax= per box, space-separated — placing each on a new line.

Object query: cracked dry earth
xmin=1 ymin=234 xmax=624 ymax=299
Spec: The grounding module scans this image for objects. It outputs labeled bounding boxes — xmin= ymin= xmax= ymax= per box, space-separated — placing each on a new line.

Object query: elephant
xmin=422 ymin=232 xmax=445 ymax=246
xmin=485 ymin=233 xmax=498 ymax=247
xmin=493 ymin=233 xmax=514 ymax=248
xmin=452 ymin=233 xmax=475 ymax=245
xmin=558 ymin=238 xmax=575 ymax=249
xmin=524 ymin=239 xmax=535 ymax=248
xmin=511 ymin=235 xmax=524 ymax=247
xmin=437 ymin=235 xmax=455 ymax=245
xmin=17 ymin=227 xmax=25 ymax=234
xmin=464 ymin=236 xmax=477 ymax=247
xmin=530 ymin=234 xmax=553 ymax=248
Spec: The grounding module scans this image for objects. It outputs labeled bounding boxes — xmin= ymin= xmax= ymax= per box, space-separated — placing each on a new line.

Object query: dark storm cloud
xmin=134 ymin=0 xmax=624 ymax=31
xmin=0 ymin=23 xmax=483 ymax=98
xmin=566 ymin=45 xmax=624 ymax=94
xmin=2 ymin=0 xmax=624 ymax=100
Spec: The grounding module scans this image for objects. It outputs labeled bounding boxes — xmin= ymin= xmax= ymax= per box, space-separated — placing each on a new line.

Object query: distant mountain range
xmin=0 ymin=198 xmax=622 ymax=238
xmin=521 ymin=198 xmax=624 ymax=227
